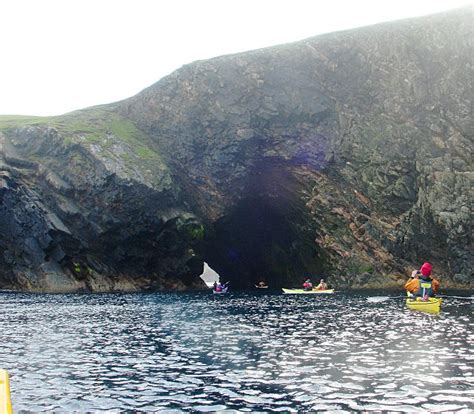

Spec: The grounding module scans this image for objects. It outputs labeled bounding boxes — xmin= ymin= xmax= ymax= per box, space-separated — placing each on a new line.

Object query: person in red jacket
xmin=303 ymin=278 xmax=313 ymax=291
xmin=405 ymin=262 xmax=440 ymax=300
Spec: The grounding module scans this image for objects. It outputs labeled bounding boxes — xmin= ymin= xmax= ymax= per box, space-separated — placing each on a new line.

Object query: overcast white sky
xmin=0 ymin=0 xmax=469 ymax=116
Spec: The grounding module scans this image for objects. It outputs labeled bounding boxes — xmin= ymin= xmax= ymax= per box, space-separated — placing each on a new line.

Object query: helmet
xmin=420 ymin=262 xmax=432 ymax=277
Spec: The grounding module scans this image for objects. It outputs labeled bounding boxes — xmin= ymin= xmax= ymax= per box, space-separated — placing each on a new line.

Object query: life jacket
xmin=415 ymin=277 xmax=434 ymax=299
xmin=303 ymin=282 xmax=312 ymax=290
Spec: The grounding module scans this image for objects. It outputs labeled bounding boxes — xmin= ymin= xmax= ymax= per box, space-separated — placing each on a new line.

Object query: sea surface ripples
xmin=1 ymin=290 xmax=473 ymax=412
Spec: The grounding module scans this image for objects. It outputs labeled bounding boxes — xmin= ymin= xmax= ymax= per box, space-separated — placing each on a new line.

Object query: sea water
xmin=1 ymin=290 xmax=473 ymax=412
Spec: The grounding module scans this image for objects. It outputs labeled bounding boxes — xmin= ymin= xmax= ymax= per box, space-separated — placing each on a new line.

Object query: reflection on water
xmin=1 ymin=291 xmax=473 ymax=412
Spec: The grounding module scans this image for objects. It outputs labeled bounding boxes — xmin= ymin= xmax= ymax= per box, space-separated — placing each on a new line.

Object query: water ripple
xmin=0 ymin=290 xmax=472 ymax=412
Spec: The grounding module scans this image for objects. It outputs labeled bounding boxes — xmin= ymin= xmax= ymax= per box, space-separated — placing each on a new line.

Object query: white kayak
xmin=282 ymin=288 xmax=334 ymax=294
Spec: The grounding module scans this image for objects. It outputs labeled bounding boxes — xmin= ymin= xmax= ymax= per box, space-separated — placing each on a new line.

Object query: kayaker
xmin=405 ymin=262 xmax=440 ymax=300
xmin=218 ymin=281 xmax=229 ymax=291
xmin=214 ymin=281 xmax=228 ymax=292
xmin=303 ymin=278 xmax=313 ymax=291
xmin=315 ymin=279 xmax=328 ymax=290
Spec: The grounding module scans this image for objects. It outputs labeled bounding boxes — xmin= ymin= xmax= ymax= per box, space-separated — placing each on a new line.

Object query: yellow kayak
xmin=406 ymin=293 xmax=442 ymax=314
xmin=282 ymin=288 xmax=334 ymax=294
xmin=0 ymin=369 xmax=13 ymax=414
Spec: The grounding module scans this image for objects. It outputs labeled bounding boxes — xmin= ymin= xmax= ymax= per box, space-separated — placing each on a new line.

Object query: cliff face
xmin=0 ymin=7 xmax=472 ymax=292
xmin=0 ymin=114 xmax=205 ymax=292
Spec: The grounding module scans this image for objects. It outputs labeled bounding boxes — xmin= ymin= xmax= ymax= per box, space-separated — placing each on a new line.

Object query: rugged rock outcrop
xmin=0 ymin=7 xmax=472 ymax=291
xmin=0 ymin=124 xmax=204 ymax=292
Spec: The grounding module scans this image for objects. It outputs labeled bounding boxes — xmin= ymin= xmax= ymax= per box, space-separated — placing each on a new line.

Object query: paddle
xmin=437 ymin=295 xmax=474 ymax=300
xmin=367 ymin=294 xmax=473 ymax=303
xmin=366 ymin=296 xmax=407 ymax=303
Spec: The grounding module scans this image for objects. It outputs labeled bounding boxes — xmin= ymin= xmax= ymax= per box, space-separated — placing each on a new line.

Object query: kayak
xmin=282 ymin=288 xmax=334 ymax=294
xmin=406 ymin=297 xmax=442 ymax=313
xmin=0 ymin=369 xmax=13 ymax=414
xmin=213 ymin=286 xmax=229 ymax=294
xmin=255 ymin=285 xmax=269 ymax=289
xmin=406 ymin=292 xmax=442 ymax=313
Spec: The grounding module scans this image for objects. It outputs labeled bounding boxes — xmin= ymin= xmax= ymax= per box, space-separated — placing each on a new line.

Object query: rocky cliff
xmin=0 ymin=7 xmax=472 ymax=292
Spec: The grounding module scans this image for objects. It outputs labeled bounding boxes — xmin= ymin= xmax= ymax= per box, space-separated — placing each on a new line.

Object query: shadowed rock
xmin=0 ymin=7 xmax=472 ymax=291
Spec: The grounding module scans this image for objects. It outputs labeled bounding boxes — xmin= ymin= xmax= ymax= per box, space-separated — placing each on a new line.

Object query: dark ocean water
xmin=1 ymin=290 xmax=473 ymax=413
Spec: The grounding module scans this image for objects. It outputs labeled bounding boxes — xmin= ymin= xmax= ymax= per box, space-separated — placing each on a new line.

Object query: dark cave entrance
xmin=202 ymin=166 xmax=323 ymax=288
